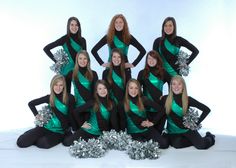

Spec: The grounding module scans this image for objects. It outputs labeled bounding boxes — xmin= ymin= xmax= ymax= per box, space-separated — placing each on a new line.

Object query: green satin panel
xmin=44 ymin=97 xmax=68 ymax=134
xmin=61 ymin=38 xmax=82 ymax=76
xmin=164 ymin=38 xmax=179 ymax=55
xmin=82 ymin=104 xmax=110 ymax=136
xmin=143 ymin=73 xmax=163 ymax=112
xmin=167 ymin=100 xmax=188 ymax=134
xmin=108 ymin=35 xmax=129 ymax=62
xmin=158 ymin=38 xmax=179 ymax=77
xmin=126 ymin=101 xmax=147 ymax=134
xmin=148 ymin=72 xmax=164 ymax=91
xmin=73 ymin=71 xmax=91 ymax=106
xmin=112 ymin=71 xmax=124 ymax=89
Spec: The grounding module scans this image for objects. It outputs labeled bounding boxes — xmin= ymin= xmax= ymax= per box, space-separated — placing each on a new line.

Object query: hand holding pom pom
xmin=176 ymin=50 xmax=190 ymax=76
xmin=34 ymin=106 xmax=52 ymax=127
xmin=50 ymin=49 xmax=69 ymax=74
xmin=183 ymin=107 xmax=202 ymax=130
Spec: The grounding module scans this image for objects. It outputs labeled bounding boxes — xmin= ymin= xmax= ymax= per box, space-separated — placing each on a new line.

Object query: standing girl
xmin=161 ymin=75 xmax=215 ymax=149
xmin=66 ymin=50 xmax=98 ymax=130
xmin=91 ymin=14 xmax=146 ymax=72
xmin=63 ymin=80 xmax=118 ymax=146
xmin=153 ymin=17 xmax=199 ymax=77
xmin=44 ymin=17 xmax=86 ymax=93
xmin=118 ymin=79 xmax=168 ymax=149
xmin=102 ymin=48 xmax=131 ymax=104
xmin=17 ymin=75 xmax=75 ymax=149
xmin=137 ymin=50 xmax=171 ymax=133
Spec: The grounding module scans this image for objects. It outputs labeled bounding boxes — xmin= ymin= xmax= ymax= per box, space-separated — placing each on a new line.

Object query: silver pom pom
xmin=127 ymin=140 xmax=160 ymax=160
xmin=50 ymin=49 xmax=69 ymax=74
xmin=176 ymin=50 xmax=190 ymax=76
xmin=145 ymin=140 xmax=161 ymax=159
xmin=99 ymin=130 xmax=132 ymax=151
xmin=69 ymin=138 xmax=107 ymax=158
xmin=183 ymin=107 xmax=202 ymax=130
xmin=34 ymin=106 xmax=52 ymax=127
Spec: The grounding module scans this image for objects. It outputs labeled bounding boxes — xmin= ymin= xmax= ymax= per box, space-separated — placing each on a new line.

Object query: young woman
xmin=137 ymin=50 xmax=171 ymax=133
xmin=161 ymin=75 xmax=215 ymax=149
xmin=44 ymin=17 xmax=86 ymax=93
xmin=63 ymin=80 xmax=118 ymax=146
xmin=66 ymin=50 xmax=98 ymax=130
xmin=153 ymin=17 xmax=199 ymax=77
xmin=91 ymin=14 xmax=146 ymax=72
xmin=118 ymin=79 xmax=168 ymax=149
xmin=17 ymin=75 xmax=75 ymax=149
xmin=102 ymin=48 xmax=131 ymax=104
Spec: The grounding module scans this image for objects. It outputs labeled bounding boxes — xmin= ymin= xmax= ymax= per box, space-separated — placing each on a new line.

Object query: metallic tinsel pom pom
xmin=99 ymin=130 xmax=132 ymax=151
xmin=34 ymin=105 xmax=52 ymax=127
xmin=50 ymin=49 xmax=69 ymax=74
xmin=183 ymin=107 xmax=202 ymax=130
xmin=126 ymin=140 xmax=160 ymax=160
xmin=69 ymin=138 xmax=107 ymax=158
xmin=176 ymin=50 xmax=190 ymax=76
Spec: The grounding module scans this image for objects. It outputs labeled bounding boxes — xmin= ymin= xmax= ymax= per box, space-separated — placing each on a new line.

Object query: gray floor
xmin=1 ymin=129 xmax=236 ymax=168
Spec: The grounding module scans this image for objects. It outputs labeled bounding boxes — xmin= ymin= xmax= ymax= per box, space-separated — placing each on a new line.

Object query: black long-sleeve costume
xmin=153 ymin=36 xmax=199 ymax=76
xmin=118 ymin=96 xmax=168 ymax=149
xmin=137 ymin=68 xmax=171 ymax=132
xmin=137 ymin=68 xmax=171 ymax=101
xmin=102 ymin=66 xmax=131 ymax=103
xmin=91 ymin=31 xmax=146 ymax=66
xmin=160 ymin=94 xmax=215 ymax=149
xmin=66 ymin=67 xmax=98 ymax=130
xmin=63 ymin=98 xmax=118 ymax=146
xmin=17 ymin=93 xmax=75 ymax=149
xmin=44 ymin=33 xmax=86 ymax=93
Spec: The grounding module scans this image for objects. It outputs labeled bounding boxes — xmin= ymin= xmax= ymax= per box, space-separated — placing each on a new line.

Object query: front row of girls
xmin=17 ymin=50 xmax=215 ymax=150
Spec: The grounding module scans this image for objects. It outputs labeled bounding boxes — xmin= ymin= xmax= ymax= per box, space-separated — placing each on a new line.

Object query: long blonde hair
xmin=165 ymin=75 xmax=188 ymax=115
xmin=72 ymin=50 xmax=93 ymax=81
xmin=124 ymin=79 xmax=144 ymax=112
xmin=107 ymin=14 xmax=131 ymax=45
xmin=49 ymin=74 xmax=68 ymax=107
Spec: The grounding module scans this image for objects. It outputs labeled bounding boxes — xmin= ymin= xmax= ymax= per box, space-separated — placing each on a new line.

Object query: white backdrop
xmin=0 ymin=0 xmax=235 ymax=135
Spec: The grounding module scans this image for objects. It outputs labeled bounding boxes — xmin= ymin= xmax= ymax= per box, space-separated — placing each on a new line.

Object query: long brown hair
xmin=93 ymin=80 xmax=113 ymax=112
xmin=165 ymin=75 xmax=188 ymax=115
xmin=107 ymin=14 xmax=131 ymax=45
xmin=49 ymin=74 xmax=68 ymax=107
xmin=124 ymin=79 xmax=144 ymax=112
xmin=161 ymin=16 xmax=177 ymax=41
xmin=66 ymin=16 xmax=81 ymax=38
xmin=72 ymin=50 xmax=93 ymax=81
xmin=143 ymin=50 xmax=164 ymax=80
xmin=107 ymin=48 xmax=126 ymax=86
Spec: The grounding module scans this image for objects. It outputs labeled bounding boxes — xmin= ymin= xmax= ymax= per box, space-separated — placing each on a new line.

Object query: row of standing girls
xmin=17 ymin=14 xmax=215 ymax=150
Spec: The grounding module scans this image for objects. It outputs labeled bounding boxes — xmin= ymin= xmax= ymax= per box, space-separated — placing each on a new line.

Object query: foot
xmin=206 ymin=132 xmax=215 ymax=145
xmin=206 ymin=131 xmax=215 ymax=138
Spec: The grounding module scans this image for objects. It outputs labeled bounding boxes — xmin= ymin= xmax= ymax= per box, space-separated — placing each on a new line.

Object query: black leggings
xmin=62 ymin=129 xmax=99 ymax=146
xmin=168 ymin=130 xmax=214 ymax=149
xmin=130 ymin=127 xmax=169 ymax=149
xmin=16 ymin=127 xmax=64 ymax=149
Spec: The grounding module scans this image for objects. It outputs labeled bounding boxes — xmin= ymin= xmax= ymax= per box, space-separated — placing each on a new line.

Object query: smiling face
xmin=171 ymin=78 xmax=183 ymax=94
xmin=112 ymin=52 xmax=122 ymax=66
xmin=96 ymin=83 xmax=108 ymax=98
xmin=128 ymin=81 xmax=139 ymax=98
xmin=164 ymin=20 xmax=174 ymax=35
xmin=114 ymin=17 xmax=124 ymax=31
xmin=69 ymin=20 xmax=79 ymax=34
xmin=147 ymin=54 xmax=157 ymax=67
xmin=77 ymin=53 xmax=88 ymax=68
xmin=53 ymin=79 xmax=64 ymax=94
